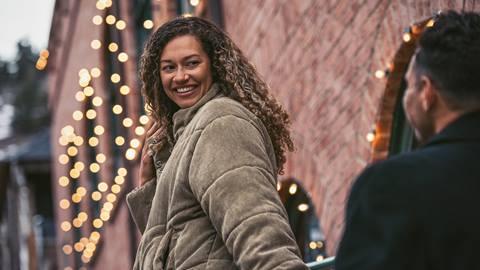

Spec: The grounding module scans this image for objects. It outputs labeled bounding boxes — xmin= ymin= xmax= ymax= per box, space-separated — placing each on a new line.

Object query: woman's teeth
xmin=176 ymin=86 xmax=195 ymax=93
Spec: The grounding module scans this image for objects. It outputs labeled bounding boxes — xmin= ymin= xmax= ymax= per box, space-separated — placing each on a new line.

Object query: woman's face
xmin=159 ymin=35 xmax=213 ymax=109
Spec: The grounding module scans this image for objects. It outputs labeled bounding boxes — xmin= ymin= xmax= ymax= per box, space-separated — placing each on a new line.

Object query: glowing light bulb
xmin=135 ymin=126 xmax=145 ymax=136
xmin=70 ymin=168 xmax=80 ymax=179
xmin=139 ymin=115 xmax=149 ymax=125
xmin=78 ymin=212 xmax=88 ymax=222
xmin=96 ymin=153 xmax=106 ymax=163
xmin=74 ymin=161 xmax=85 ymax=171
xmin=72 ymin=193 xmax=82 ymax=203
xmin=94 ymin=125 xmax=105 ymax=135
xmin=91 ymin=39 xmax=102 ymax=50
xmin=93 ymin=218 xmax=103 ymax=228
xmin=114 ymin=175 xmax=125 ymax=185
xmin=88 ymin=137 xmax=99 ymax=147
xmin=58 ymin=136 xmax=69 ymax=146
xmin=118 ymin=167 xmax=127 ymax=176
xmin=59 ymin=176 xmax=69 ymax=187
xmin=111 ymin=184 xmax=121 ymax=194
xmin=289 ymin=183 xmax=298 ymax=195
xmin=298 ymin=203 xmax=309 ymax=212
xmin=105 ymin=15 xmax=116 ymax=25
xmin=92 ymin=191 xmax=102 ymax=201
xmin=90 ymin=163 xmax=100 ymax=173
xmin=112 ymin=104 xmax=123 ymax=114
xmin=59 ymin=199 xmax=70 ymax=209
xmin=73 ymin=136 xmax=84 ymax=146
xmin=143 ymin=20 xmax=154 ymax=29
xmin=115 ymin=136 xmax=125 ymax=146
xmin=72 ymin=218 xmax=82 ymax=228
xmin=62 ymin=245 xmax=73 ymax=255
xmin=125 ymin=148 xmax=137 ymax=160
xmin=106 ymin=193 xmax=117 ymax=202
xmin=98 ymin=182 xmax=108 ymax=192
xmin=190 ymin=0 xmax=200 ymax=6
xmin=130 ymin=138 xmax=140 ymax=148
xmin=92 ymin=96 xmax=103 ymax=107
xmin=108 ymin=42 xmax=118 ymax=52
xmin=67 ymin=146 xmax=78 ymax=156
xmin=90 ymin=67 xmax=101 ymax=78
xmin=77 ymin=186 xmax=87 ymax=196
xmin=61 ymin=221 xmax=72 ymax=232
xmin=119 ymin=85 xmax=130 ymax=95
xmin=83 ymin=86 xmax=95 ymax=96
xmin=118 ymin=52 xmax=128 ymax=62
xmin=92 ymin=15 xmax=102 ymax=25
xmin=86 ymin=109 xmax=97 ymax=119
xmin=58 ymin=154 xmax=69 ymax=164
xmin=75 ymin=91 xmax=86 ymax=101
xmin=111 ymin=73 xmax=121 ymax=83
xmin=116 ymin=20 xmax=126 ymax=30
xmin=122 ymin=118 xmax=133 ymax=127
xmin=403 ymin=32 xmax=412 ymax=42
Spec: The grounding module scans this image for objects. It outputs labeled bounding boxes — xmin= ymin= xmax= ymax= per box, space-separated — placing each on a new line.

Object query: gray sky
xmin=0 ymin=0 xmax=55 ymax=61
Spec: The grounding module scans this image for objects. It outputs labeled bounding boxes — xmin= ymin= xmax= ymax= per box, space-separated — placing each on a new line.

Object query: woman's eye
xmin=161 ymin=65 xmax=175 ymax=72
xmin=186 ymin=61 xmax=199 ymax=68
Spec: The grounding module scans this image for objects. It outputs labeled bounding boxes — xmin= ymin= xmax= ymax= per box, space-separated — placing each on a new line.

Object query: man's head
xmin=404 ymin=11 xmax=480 ymax=142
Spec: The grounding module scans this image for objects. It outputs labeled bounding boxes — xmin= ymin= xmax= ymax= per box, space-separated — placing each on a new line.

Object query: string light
xmin=118 ymin=167 xmax=127 ymax=176
xmin=289 ymin=183 xmax=298 ymax=195
xmin=93 ymin=219 xmax=103 ymax=228
xmin=58 ymin=154 xmax=69 ymax=164
xmin=75 ymin=91 xmax=86 ymax=102
xmin=90 ymin=67 xmax=101 ymax=78
xmin=118 ymin=52 xmax=129 ymax=62
xmin=92 ymin=15 xmax=102 ymax=25
xmin=90 ymin=39 xmax=102 ymax=50
xmin=62 ymin=245 xmax=73 ymax=255
xmin=61 ymin=125 xmax=75 ymax=136
xmin=74 ymin=242 xmax=85 ymax=252
xmin=86 ymin=109 xmax=97 ymax=119
xmin=112 ymin=104 xmax=123 ymax=114
xmin=111 ymin=73 xmax=121 ymax=83
xmin=143 ymin=20 xmax=154 ymax=29
xmin=92 ymin=191 xmax=102 ymax=201
xmin=116 ymin=20 xmax=126 ymax=30
xmin=90 ymin=162 xmax=100 ymax=173
xmin=114 ymin=175 xmax=125 ymax=185
xmin=130 ymin=138 xmax=141 ymax=148
xmin=74 ymin=161 xmax=85 ymax=171
xmin=92 ymin=96 xmax=103 ymax=107
xmin=88 ymin=137 xmax=99 ymax=147
xmin=106 ymin=193 xmax=117 ymax=203
xmin=72 ymin=218 xmax=82 ymax=228
xmin=69 ymin=168 xmax=80 ymax=179
xmin=96 ymin=1 xmax=106 ymax=10
xmin=119 ymin=85 xmax=130 ymax=95
xmin=105 ymin=15 xmax=116 ymax=25
xmin=426 ymin=19 xmax=435 ymax=27
xmin=108 ymin=42 xmax=118 ymax=52
xmin=103 ymin=202 xmax=113 ymax=211
xmin=72 ymin=193 xmax=82 ymax=203
xmin=135 ymin=126 xmax=145 ymax=136
xmin=375 ymin=69 xmax=386 ymax=79
xmin=94 ymin=125 xmax=105 ymax=135
xmin=139 ymin=115 xmax=149 ymax=125
xmin=125 ymin=148 xmax=137 ymax=160
xmin=78 ymin=212 xmax=88 ymax=222
xmin=67 ymin=146 xmax=78 ymax=156
xmin=59 ymin=176 xmax=69 ymax=187
xmin=58 ymin=136 xmax=69 ymax=146
xmin=276 ymin=182 xmax=281 ymax=191
xmin=298 ymin=203 xmax=309 ymax=212
xmin=190 ymin=0 xmax=200 ymax=6
xmin=96 ymin=153 xmax=106 ymax=163
xmin=61 ymin=221 xmax=72 ymax=232
xmin=83 ymin=86 xmax=95 ymax=96
xmin=59 ymin=199 xmax=70 ymax=209
xmin=98 ymin=182 xmax=108 ymax=192
xmin=77 ymin=187 xmax=87 ymax=196
xmin=122 ymin=118 xmax=133 ymax=127
xmin=115 ymin=136 xmax=125 ymax=146
xmin=111 ymin=184 xmax=121 ymax=194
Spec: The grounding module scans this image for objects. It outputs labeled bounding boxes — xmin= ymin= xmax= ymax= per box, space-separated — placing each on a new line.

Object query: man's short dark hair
xmin=414 ymin=10 xmax=480 ymax=110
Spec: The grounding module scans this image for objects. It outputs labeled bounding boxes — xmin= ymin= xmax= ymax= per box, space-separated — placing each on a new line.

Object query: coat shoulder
xmin=192 ymin=97 xmax=260 ymax=131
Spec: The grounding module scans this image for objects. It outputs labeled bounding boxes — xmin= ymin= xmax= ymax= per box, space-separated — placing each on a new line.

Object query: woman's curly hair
xmin=139 ymin=16 xmax=294 ymax=174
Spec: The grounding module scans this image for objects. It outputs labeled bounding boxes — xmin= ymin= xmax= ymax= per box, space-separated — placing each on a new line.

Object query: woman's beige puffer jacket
xmin=127 ymin=84 xmax=308 ymax=270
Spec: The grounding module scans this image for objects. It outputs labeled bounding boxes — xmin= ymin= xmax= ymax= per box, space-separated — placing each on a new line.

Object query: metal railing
xmin=306 ymin=256 xmax=335 ymax=270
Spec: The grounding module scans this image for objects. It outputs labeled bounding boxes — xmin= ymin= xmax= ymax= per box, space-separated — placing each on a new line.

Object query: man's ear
xmin=419 ymin=75 xmax=437 ymax=112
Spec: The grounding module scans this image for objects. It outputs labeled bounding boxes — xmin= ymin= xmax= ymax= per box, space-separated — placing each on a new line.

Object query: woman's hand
xmin=139 ymin=121 xmax=162 ymax=186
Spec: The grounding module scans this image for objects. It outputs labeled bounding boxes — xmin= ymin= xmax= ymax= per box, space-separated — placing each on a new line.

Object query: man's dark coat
xmin=336 ymin=111 xmax=480 ymax=270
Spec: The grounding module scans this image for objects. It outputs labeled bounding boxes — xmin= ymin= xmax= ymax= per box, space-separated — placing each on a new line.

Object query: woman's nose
xmin=173 ymin=68 xmax=189 ymax=83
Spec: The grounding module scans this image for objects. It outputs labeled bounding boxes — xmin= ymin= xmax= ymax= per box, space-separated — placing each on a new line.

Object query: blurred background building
xmin=2 ymin=0 xmax=479 ymax=269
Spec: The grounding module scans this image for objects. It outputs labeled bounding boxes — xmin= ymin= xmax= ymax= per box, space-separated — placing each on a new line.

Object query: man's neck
xmin=434 ymin=110 xmax=466 ymax=134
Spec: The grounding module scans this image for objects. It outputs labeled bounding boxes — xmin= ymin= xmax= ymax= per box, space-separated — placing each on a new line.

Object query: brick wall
xmin=222 ymin=0 xmax=480 ymax=255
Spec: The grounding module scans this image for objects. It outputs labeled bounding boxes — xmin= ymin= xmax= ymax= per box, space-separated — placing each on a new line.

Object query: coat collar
xmin=424 ymin=110 xmax=480 ymax=147
xmin=172 ymin=83 xmax=223 ymax=141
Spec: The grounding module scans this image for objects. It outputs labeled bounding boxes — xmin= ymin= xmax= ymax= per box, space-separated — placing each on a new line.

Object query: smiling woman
xmin=126 ymin=16 xmax=307 ymax=269
xmin=159 ymin=35 xmax=213 ymax=108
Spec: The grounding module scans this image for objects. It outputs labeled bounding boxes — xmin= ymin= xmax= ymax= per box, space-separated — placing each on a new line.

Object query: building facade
xmin=47 ymin=0 xmax=480 ymax=269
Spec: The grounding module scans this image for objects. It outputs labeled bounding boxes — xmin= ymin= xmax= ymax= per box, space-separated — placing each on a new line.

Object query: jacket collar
xmin=424 ymin=110 xmax=480 ymax=147
xmin=172 ymin=83 xmax=223 ymax=141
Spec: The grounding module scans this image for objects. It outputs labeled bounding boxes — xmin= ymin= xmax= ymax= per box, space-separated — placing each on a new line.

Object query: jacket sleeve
xmin=188 ymin=115 xmax=308 ymax=270
xmin=335 ymin=164 xmax=417 ymax=270
xmin=126 ymin=143 xmax=171 ymax=234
